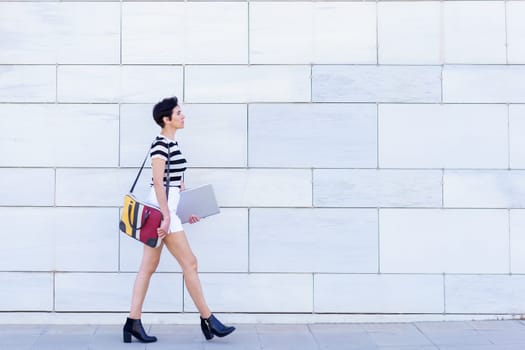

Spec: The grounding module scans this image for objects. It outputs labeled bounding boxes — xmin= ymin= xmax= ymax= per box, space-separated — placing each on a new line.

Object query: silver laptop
xmin=176 ymin=184 xmax=220 ymax=224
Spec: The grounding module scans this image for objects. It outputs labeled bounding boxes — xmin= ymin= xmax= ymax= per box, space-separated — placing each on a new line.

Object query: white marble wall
xmin=1 ymin=0 xmax=525 ymax=319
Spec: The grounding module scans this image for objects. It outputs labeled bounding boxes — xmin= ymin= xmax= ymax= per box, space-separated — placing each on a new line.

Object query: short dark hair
xmin=152 ymin=96 xmax=178 ymax=128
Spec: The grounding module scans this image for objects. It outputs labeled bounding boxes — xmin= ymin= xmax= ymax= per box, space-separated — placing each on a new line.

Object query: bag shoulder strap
xmin=130 ymin=140 xmax=170 ymax=198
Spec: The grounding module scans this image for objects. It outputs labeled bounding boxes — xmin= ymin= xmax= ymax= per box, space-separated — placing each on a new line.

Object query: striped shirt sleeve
xmin=150 ymin=140 xmax=169 ymax=161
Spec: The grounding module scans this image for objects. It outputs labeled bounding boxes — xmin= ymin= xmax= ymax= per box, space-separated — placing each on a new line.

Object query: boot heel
xmin=204 ymin=331 xmax=214 ymax=340
xmin=123 ymin=330 xmax=132 ymax=343
xmin=200 ymin=318 xmax=214 ymax=340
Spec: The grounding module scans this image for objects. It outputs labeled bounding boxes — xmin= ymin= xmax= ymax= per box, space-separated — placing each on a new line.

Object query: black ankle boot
xmin=200 ymin=314 xmax=236 ymax=340
xmin=123 ymin=317 xmax=157 ymax=343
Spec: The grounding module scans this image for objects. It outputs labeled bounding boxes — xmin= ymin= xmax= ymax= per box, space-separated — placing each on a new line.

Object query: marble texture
xmin=176 ymin=104 xmax=248 ymax=167
xmin=0 ymin=66 xmax=56 ymax=102
xmin=55 ymin=168 xmax=149 ymax=207
xmin=184 ymin=169 xmax=312 ymax=207
xmin=122 ymin=3 xmax=184 ymax=63
xmin=121 ymin=66 xmax=183 ymax=103
xmin=184 ymin=2 xmax=248 ymax=63
xmin=378 ymin=1 xmax=441 ymax=64
xmin=52 ymin=208 xmax=119 ymax=272
xmin=0 ymin=104 xmax=119 ymax=167
xmin=250 ymin=208 xmax=378 ymax=273
xmin=510 ymin=104 xmax=525 ymax=168
xmin=119 ymin=103 xmax=160 ymax=168
xmin=507 ymin=1 xmax=525 ymax=63
xmin=250 ymin=2 xmax=376 ymax=64
xmin=248 ymin=103 xmax=377 ymax=168
xmin=444 ymin=171 xmax=525 ymax=208
xmin=0 ymin=3 xmax=57 ymax=63
xmin=55 ymin=273 xmax=183 ymax=312
xmin=55 ymin=3 xmax=120 ymax=64
xmin=250 ymin=2 xmax=310 ymax=64
xmin=185 ymin=65 xmax=311 ymax=103
xmin=119 ymin=208 xmax=249 ymax=273
xmin=314 ymin=169 xmax=442 ymax=208
xmin=58 ymin=65 xmax=119 ymax=103
xmin=183 ymin=208 xmax=249 ymax=272
xmin=122 ymin=2 xmax=247 ymax=64
xmin=0 ymin=208 xmax=118 ymax=272
xmin=0 ymin=3 xmax=120 ymax=64
xmin=379 ymin=104 xmax=508 ymax=168
xmin=380 ymin=209 xmax=509 ymax=273
xmin=57 ymin=65 xmax=183 ymax=103
xmin=0 ymin=168 xmax=55 ymax=206
xmin=183 ymin=273 xmax=313 ymax=313
xmin=119 ymin=103 xmax=247 ymax=168
xmin=443 ymin=1 xmax=506 ymax=64
xmin=0 ymin=273 xmax=53 ymax=311
xmin=443 ymin=65 xmax=525 ymax=103
xmin=445 ymin=275 xmax=525 ymax=313
xmin=313 ymin=2 xmax=376 ymax=63
xmin=510 ymin=210 xmax=525 ymax=273
xmin=314 ymin=274 xmax=444 ymax=313
xmin=313 ymin=65 xmax=441 ymax=103
xmin=0 ymin=208 xmax=55 ymax=271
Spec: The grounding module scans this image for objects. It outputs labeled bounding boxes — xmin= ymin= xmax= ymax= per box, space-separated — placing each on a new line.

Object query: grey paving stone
xmin=420 ymin=330 xmax=490 ymax=347
xmin=377 ymin=347 xmax=438 ymax=350
xmin=0 ymin=325 xmax=47 ymax=336
xmin=90 ymin=325 xmax=146 ymax=350
xmin=147 ymin=324 xmax=204 ymax=349
xmin=0 ymin=320 xmax=524 ymax=350
xmin=31 ymin=334 xmax=92 ymax=350
xmin=308 ymin=324 xmax=377 ymax=350
xmin=203 ymin=324 xmax=260 ymax=350
xmin=414 ymin=322 xmax=492 ymax=346
xmin=93 ymin=325 xmax=123 ymax=336
xmin=90 ymin=326 xmax=146 ymax=350
xmin=439 ymin=345 xmax=525 ymax=350
xmin=43 ymin=325 xmax=97 ymax=335
xmin=465 ymin=320 xmax=525 ymax=345
xmin=309 ymin=324 xmax=367 ymax=333
xmin=362 ymin=323 xmax=434 ymax=347
xmin=256 ymin=324 xmax=318 ymax=350
xmin=468 ymin=320 xmax=525 ymax=331
xmin=90 ymin=335 xmax=147 ymax=350
xmin=415 ymin=321 xmax=475 ymax=332
xmin=0 ymin=334 xmax=39 ymax=350
xmin=475 ymin=330 xmax=525 ymax=345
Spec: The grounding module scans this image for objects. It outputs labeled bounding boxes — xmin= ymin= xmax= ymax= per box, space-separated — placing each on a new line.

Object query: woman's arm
xmin=179 ymin=179 xmax=199 ymax=224
xmin=152 ymin=158 xmax=170 ymax=237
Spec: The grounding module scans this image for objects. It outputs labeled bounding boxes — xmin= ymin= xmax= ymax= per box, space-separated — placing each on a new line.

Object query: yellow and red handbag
xmin=119 ymin=145 xmax=171 ymax=248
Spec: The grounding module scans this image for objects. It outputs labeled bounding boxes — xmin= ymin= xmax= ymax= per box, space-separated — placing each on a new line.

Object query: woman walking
xmin=123 ymin=96 xmax=235 ymax=343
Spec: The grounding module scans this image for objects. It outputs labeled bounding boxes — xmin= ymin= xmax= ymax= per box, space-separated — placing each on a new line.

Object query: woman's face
xmin=169 ymin=106 xmax=185 ymax=129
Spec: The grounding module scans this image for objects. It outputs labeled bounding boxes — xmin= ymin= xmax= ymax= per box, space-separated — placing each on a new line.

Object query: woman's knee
xmin=182 ymin=255 xmax=198 ymax=274
xmin=140 ymin=253 xmax=161 ymax=275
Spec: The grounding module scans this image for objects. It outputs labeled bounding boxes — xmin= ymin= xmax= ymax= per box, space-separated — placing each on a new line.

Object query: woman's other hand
xmin=188 ymin=215 xmax=200 ymax=224
xmin=157 ymin=219 xmax=170 ymax=239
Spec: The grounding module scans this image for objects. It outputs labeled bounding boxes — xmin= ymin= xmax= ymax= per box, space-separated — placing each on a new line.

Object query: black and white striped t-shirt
xmin=150 ymin=135 xmax=187 ymax=187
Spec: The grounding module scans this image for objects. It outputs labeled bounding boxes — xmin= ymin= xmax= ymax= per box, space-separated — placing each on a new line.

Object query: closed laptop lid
xmin=176 ymin=184 xmax=220 ymax=224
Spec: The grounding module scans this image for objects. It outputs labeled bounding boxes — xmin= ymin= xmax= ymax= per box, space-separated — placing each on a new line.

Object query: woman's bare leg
xmin=163 ymin=231 xmax=212 ymax=318
xmin=129 ymin=243 xmax=163 ymax=319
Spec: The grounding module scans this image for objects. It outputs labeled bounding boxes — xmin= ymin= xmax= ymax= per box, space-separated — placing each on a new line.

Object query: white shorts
xmin=147 ymin=187 xmax=184 ymax=233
